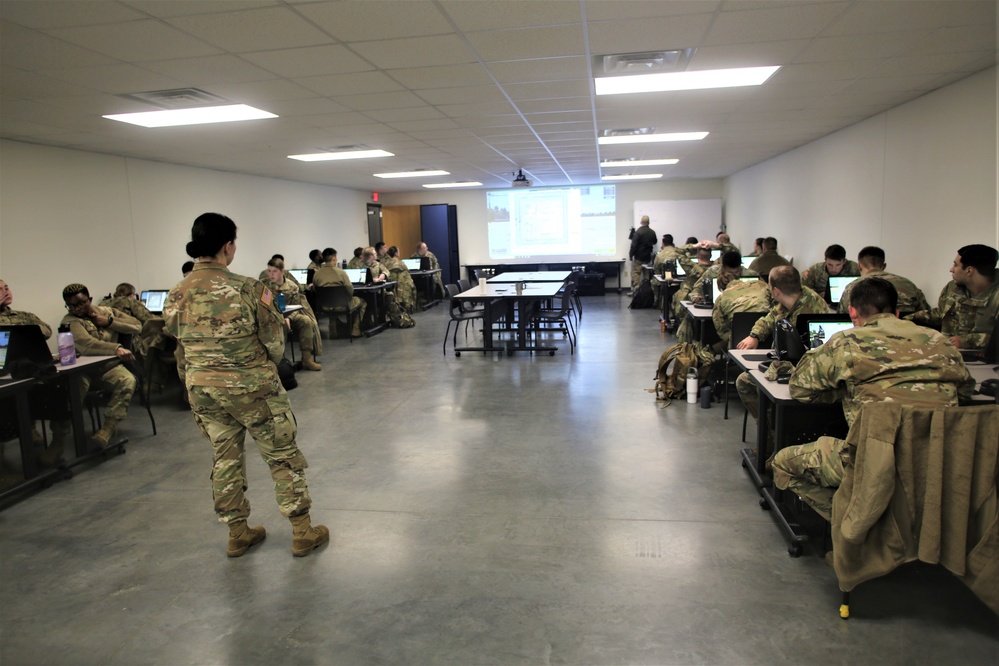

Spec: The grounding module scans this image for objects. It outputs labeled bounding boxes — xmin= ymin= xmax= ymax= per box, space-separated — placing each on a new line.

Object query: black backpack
xmin=629 ymin=279 xmax=655 ymax=309
xmin=277 ymin=358 xmax=297 ymax=391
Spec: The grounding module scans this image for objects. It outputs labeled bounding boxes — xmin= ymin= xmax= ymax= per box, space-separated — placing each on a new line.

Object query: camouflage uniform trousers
xmin=631 ymin=260 xmax=648 ymax=294
xmin=79 ymin=364 xmax=136 ymax=422
xmin=287 ymin=310 xmax=322 ymax=357
xmin=771 ymin=435 xmax=849 ymax=522
xmin=736 ymin=371 xmax=759 ymax=419
xmin=188 ymin=383 xmax=311 ymax=524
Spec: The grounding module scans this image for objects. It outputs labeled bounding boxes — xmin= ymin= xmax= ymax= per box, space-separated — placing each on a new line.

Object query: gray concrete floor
xmin=1 ymin=294 xmax=996 ymax=665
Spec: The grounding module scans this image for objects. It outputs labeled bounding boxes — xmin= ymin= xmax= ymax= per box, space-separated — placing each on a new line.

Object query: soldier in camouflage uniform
xmin=735 ymin=266 xmax=831 ymax=420
xmin=773 ymin=277 xmax=974 ymax=520
xmin=306 ymin=249 xmax=323 ymax=273
xmin=672 ymin=248 xmax=713 ymax=320
xmin=383 ymin=246 xmax=417 ymax=313
xmin=313 ymin=248 xmax=367 ymax=337
xmin=265 ymin=258 xmax=322 ymax=371
xmin=801 ymin=244 xmax=860 ymax=300
xmin=711 ymin=276 xmax=771 ymax=351
xmin=689 ymin=251 xmax=758 ymax=303
xmin=164 ymin=213 xmax=328 ymax=558
xmin=838 ymin=246 xmax=929 ymax=316
xmin=412 ymin=242 xmax=445 ymax=300
xmin=906 ymin=243 xmax=999 ymax=349
xmin=747 ymin=237 xmax=791 ymax=277
xmin=346 ymin=247 xmax=364 ymax=270
xmin=257 ymin=254 xmax=301 ymax=287
xmin=0 ymin=279 xmax=52 ymax=337
xmin=100 ymin=283 xmax=175 ymax=391
xmin=61 ymin=283 xmax=140 ymax=448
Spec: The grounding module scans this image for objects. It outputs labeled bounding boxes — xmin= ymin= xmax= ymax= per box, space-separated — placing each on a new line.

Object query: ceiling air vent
xmin=120 ymin=88 xmax=229 ymax=109
xmin=597 ymin=49 xmax=695 ymax=76
xmin=600 ymin=128 xmax=656 ymax=137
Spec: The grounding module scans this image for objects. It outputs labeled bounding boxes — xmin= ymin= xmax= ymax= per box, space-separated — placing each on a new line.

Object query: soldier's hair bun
xmin=188 ymin=213 xmax=237 ymax=258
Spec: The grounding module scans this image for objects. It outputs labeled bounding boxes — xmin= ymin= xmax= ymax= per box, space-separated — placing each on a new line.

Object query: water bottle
xmin=699 ymin=384 xmax=712 ymax=408
xmin=57 ymin=324 xmax=76 ymax=366
xmin=685 ymin=367 xmax=698 ymax=404
xmin=276 ymin=292 xmax=286 ymax=311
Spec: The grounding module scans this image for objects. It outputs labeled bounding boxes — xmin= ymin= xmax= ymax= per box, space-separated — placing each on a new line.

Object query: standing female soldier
xmin=164 ymin=213 xmax=328 ymax=558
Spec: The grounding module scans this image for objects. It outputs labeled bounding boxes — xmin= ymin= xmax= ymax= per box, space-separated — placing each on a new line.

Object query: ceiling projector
xmin=512 ymin=169 xmax=532 ymax=187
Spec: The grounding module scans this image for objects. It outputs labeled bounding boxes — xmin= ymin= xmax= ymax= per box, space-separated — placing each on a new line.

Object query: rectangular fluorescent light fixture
xmin=595 ymin=66 xmax=780 ymax=96
xmin=104 ymin=104 xmax=276 ymax=128
xmin=600 ymin=158 xmax=678 ymax=167
xmin=289 ymin=149 xmax=394 ymax=162
xmin=374 ymin=170 xmax=449 ymax=178
xmin=602 ymin=174 xmax=663 ymax=181
xmin=598 ymin=132 xmax=707 ymax=145
xmin=423 ymin=181 xmax=482 ymax=189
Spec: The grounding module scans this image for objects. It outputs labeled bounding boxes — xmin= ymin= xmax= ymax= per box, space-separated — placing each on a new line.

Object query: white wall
xmin=0 ymin=140 xmax=371 ymax=332
xmin=725 ymin=67 xmax=998 ymax=301
xmin=379 ymin=179 xmax=724 ymax=266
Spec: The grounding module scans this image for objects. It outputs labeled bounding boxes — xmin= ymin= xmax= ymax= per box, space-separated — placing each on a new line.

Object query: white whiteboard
xmin=634 ymin=199 xmax=722 ymax=245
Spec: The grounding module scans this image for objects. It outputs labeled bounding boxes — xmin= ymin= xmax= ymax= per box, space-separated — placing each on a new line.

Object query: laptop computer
xmin=0 ymin=325 xmax=55 ymax=371
xmin=806 ymin=319 xmax=853 ymax=348
xmin=0 ymin=329 xmax=11 ymax=378
xmin=827 ymin=275 xmax=859 ymax=305
xmin=710 ymin=249 xmax=722 ymax=262
xmin=344 ymin=268 xmax=367 ymax=285
xmin=741 ymin=256 xmax=755 ymax=270
xmin=401 ymin=258 xmax=421 ymax=271
xmin=287 ymin=268 xmax=308 ymax=284
xmin=140 ymin=290 xmax=169 ymax=314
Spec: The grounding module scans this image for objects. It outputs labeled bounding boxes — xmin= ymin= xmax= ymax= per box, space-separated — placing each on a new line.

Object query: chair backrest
xmin=730 ymin=311 xmax=769 ymax=349
xmin=445 ymin=283 xmax=466 ymax=317
xmin=458 ymin=279 xmax=472 ymax=293
xmin=315 ymin=285 xmax=351 ymax=314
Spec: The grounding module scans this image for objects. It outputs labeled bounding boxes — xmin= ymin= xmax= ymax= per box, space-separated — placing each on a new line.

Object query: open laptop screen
xmin=287 ymin=269 xmax=308 ymax=284
xmin=828 ymin=275 xmax=859 ymax=304
xmin=741 ymin=256 xmax=755 ymax=269
xmin=344 ymin=268 xmax=366 ymax=284
xmin=401 ymin=258 xmax=421 ymax=271
xmin=0 ymin=329 xmax=10 ymax=375
xmin=806 ymin=320 xmax=853 ymax=348
xmin=710 ymin=249 xmax=721 ymax=262
xmin=141 ymin=290 xmax=169 ymax=313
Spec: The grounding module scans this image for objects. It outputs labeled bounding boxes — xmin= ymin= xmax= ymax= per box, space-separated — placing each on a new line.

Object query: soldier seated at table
xmin=313 ymin=248 xmax=366 ymax=338
xmin=265 ymin=258 xmax=322 ymax=371
xmin=801 ymin=244 xmax=860 ymax=300
xmin=412 ymin=242 xmax=445 ymax=299
xmin=837 ymin=246 xmax=929 ymax=316
xmin=772 ymin=277 xmax=974 ymax=521
xmin=382 ymin=246 xmax=417 ymax=314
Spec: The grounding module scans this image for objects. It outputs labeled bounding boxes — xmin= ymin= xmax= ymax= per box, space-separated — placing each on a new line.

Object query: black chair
xmin=458 ymin=278 xmax=473 ymax=293
xmin=443 ymin=284 xmax=484 ymax=355
xmin=722 ymin=311 xmax=770 ymax=439
xmin=529 ymin=282 xmax=577 ymax=354
xmin=315 ymin=285 xmax=362 ymax=343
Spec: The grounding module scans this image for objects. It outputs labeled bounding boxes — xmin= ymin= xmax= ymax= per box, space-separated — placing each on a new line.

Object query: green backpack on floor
xmin=651 ymin=341 xmax=714 ymax=406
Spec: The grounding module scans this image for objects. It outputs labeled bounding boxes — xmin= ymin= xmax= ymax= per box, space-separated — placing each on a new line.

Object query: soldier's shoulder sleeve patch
xmin=261 ymin=286 xmax=273 ymax=306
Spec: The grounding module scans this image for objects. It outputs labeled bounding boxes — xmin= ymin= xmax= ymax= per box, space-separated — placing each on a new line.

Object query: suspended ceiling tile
xmin=439 ymin=0 xmax=582 ymax=32
xmin=36 ymin=63 xmax=186 ymax=96
xmin=587 ymin=13 xmax=714 ymax=55
xmin=386 ymin=64 xmax=493 ymax=90
xmin=141 ymin=55 xmax=278 ymax=85
xmin=503 ymin=79 xmax=592 ymax=101
xmin=241 ymin=45 xmax=374 ymax=78
xmin=0 ymin=21 xmax=119 ymax=70
xmin=166 ymin=6 xmax=332 ymax=53
xmin=823 ymin=0 xmax=994 ymax=36
xmin=469 ymin=25 xmax=586 ymax=61
xmin=689 ymin=39 xmax=810 ymax=69
xmin=703 ymin=2 xmax=850 ymax=47
xmin=367 ymin=106 xmax=446 ymax=123
xmin=201 ymin=78 xmax=318 ymax=104
xmin=296 ymin=1 xmax=453 ymax=42
xmin=349 ymin=35 xmax=477 ymax=70
xmin=46 ymin=18 xmax=224 ymax=61
xmin=123 ymin=1 xmax=281 ymax=19
xmin=296 ymin=71 xmax=403 ymax=97
xmin=486 ymin=57 xmax=589 ymax=84
xmin=415 ymin=85 xmax=507 ymax=106
xmin=0 ymin=0 xmax=147 ymax=28
xmin=337 ymin=90 xmax=430 ymax=112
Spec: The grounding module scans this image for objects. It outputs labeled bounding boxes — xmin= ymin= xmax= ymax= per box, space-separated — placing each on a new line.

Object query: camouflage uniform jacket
xmin=838 ymin=270 xmax=930 ymax=316
xmin=266 ymin=276 xmax=317 ymax=321
xmin=163 ymin=261 xmax=285 ymax=388
xmin=313 ymin=264 xmax=354 ymax=294
xmin=673 ymin=263 xmax=710 ymax=306
xmin=789 ymin=313 xmax=974 ymax=427
xmin=411 ymin=250 xmax=441 ymax=271
xmin=712 ymin=280 xmax=771 ymax=347
xmin=101 ymin=296 xmax=155 ymax=323
xmin=906 ymin=280 xmax=999 ymax=349
xmin=0 ymin=307 xmax=53 ymax=339
xmin=652 ymin=246 xmax=682 ymax=273
xmin=363 ymin=259 xmax=391 ymax=282
xmin=689 ymin=265 xmax=758 ymax=301
xmin=383 ymin=256 xmax=417 ymax=312
xmin=750 ymin=286 xmax=830 ymax=340
xmin=257 ymin=269 xmax=301 ymax=286
xmin=747 ymin=250 xmax=791 ymax=277
xmin=61 ymin=306 xmax=141 ymax=356
xmin=306 ymin=261 xmax=322 ymax=272
xmin=801 ymin=260 xmax=861 ymax=295
xmin=346 ymin=257 xmax=364 ymax=269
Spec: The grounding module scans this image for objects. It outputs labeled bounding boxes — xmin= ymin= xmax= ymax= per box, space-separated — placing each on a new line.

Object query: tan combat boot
xmin=301 ymin=356 xmax=322 ymax=371
xmin=290 ymin=513 xmax=329 ymax=557
xmin=88 ymin=417 xmax=120 ymax=449
xmin=227 ymin=521 xmax=267 ymax=557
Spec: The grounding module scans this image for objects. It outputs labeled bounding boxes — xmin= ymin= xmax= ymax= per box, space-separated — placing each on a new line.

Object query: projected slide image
xmin=486 ymin=185 xmax=616 ymax=261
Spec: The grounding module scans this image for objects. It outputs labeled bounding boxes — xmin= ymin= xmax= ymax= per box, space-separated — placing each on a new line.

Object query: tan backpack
xmin=651 ymin=342 xmax=714 ymax=406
